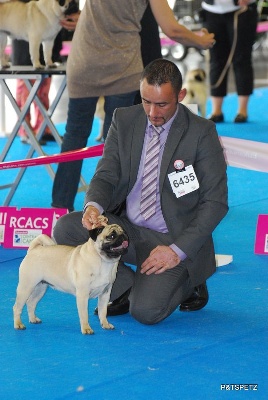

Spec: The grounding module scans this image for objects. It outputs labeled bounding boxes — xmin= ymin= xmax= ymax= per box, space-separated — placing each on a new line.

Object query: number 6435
xmin=172 ymin=173 xmax=196 ymax=187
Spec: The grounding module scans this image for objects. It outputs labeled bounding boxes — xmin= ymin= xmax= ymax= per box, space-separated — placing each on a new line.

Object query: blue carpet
xmin=0 ymin=89 xmax=268 ymax=399
xmin=206 ymin=87 xmax=268 ymax=143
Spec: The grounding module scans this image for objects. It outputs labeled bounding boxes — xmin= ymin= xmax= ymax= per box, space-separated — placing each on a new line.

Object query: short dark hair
xmin=140 ymin=58 xmax=183 ymax=95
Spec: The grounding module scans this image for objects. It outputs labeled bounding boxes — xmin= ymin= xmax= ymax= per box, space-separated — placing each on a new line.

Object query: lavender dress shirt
xmin=126 ymin=106 xmax=186 ymax=260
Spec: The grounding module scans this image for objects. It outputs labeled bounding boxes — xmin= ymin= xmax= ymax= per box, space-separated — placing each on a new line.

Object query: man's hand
xmin=82 ymin=206 xmax=101 ymax=230
xmin=60 ymin=12 xmax=80 ymax=31
xmin=141 ymin=246 xmax=180 ymax=275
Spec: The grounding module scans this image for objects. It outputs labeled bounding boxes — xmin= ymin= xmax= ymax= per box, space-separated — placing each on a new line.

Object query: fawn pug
xmin=13 ymin=218 xmax=129 ymax=334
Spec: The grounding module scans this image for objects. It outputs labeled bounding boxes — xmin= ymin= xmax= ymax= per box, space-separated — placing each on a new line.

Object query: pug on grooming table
xmin=0 ymin=0 xmax=72 ymax=69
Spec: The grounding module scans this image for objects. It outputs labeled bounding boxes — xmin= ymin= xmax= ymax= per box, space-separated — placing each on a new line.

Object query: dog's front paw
xmin=33 ymin=63 xmax=45 ymax=70
xmin=81 ymin=324 xmax=94 ymax=335
xmin=14 ymin=322 xmax=26 ymax=330
xmin=101 ymin=320 xmax=115 ymax=330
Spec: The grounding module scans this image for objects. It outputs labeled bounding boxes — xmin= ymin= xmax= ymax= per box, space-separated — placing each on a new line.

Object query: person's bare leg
xmin=237 ymin=95 xmax=249 ymax=117
xmin=234 ymin=95 xmax=249 ymax=122
xmin=208 ymin=96 xmax=224 ymax=122
xmin=211 ymin=96 xmax=224 ymax=116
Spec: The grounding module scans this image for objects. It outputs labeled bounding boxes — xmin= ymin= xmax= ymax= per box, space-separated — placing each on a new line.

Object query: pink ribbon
xmin=0 ymin=144 xmax=104 ymax=170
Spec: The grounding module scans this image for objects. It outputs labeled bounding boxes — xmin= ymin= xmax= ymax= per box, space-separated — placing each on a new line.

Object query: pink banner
xmin=254 ymin=214 xmax=268 ymax=255
xmin=0 ymin=207 xmax=68 ymax=248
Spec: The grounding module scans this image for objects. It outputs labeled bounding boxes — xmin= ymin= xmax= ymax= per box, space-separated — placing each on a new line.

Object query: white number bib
xmin=168 ymin=165 xmax=199 ymax=198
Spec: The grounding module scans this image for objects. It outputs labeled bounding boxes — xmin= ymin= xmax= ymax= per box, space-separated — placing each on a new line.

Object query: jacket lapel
xmin=128 ymin=110 xmax=147 ymax=191
xmin=159 ymin=105 xmax=186 ymax=192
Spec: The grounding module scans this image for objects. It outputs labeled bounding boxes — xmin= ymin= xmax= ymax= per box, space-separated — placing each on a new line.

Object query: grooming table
xmin=0 ymin=65 xmax=86 ymax=205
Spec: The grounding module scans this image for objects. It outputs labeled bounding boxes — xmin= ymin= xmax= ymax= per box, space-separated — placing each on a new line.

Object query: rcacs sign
xmin=0 ymin=207 xmax=68 ymax=248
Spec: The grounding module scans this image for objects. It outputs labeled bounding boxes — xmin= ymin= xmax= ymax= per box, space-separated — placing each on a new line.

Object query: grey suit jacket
xmin=85 ymin=103 xmax=228 ymax=285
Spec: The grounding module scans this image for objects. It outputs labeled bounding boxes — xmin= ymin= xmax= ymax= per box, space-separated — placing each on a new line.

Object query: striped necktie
xmin=140 ymin=125 xmax=164 ymax=220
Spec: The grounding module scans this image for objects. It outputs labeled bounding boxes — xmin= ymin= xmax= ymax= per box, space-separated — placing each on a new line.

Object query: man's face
xmin=140 ymin=79 xmax=186 ymax=127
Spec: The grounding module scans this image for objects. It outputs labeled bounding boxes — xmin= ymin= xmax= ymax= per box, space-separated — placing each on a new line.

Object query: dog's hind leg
xmin=28 ymin=35 xmax=43 ymax=69
xmin=26 ymin=282 xmax=48 ymax=324
xmin=13 ymin=282 xmax=36 ymax=330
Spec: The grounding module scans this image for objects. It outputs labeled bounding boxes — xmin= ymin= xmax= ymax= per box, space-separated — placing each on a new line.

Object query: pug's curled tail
xmin=28 ymin=234 xmax=56 ymax=251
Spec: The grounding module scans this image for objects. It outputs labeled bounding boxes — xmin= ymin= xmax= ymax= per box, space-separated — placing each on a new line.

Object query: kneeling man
xmin=54 ymin=59 xmax=228 ymax=325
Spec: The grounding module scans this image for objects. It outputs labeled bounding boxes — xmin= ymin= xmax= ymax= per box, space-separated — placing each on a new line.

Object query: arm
xmin=83 ymin=109 xmax=124 ymax=212
xmin=81 ymin=128 xmax=120 ymax=231
xmin=149 ymin=0 xmax=215 ymax=50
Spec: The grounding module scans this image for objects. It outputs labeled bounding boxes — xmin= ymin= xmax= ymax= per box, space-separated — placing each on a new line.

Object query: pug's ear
xmin=88 ymin=226 xmax=105 ymax=242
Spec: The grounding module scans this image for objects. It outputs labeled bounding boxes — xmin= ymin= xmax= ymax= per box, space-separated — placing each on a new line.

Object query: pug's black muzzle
xmin=102 ymin=232 xmax=129 ymax=258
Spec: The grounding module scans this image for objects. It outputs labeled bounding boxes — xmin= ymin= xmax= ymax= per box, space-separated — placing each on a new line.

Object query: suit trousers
xmin=53 ymin=211 xmax=194 ymax=325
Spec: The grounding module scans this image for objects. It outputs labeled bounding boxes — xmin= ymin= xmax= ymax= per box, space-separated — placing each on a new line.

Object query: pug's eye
xmin=107 ymin=232 xmax=116 ymax=240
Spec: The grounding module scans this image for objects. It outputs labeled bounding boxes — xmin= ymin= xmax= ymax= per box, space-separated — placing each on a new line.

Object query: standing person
xmin=201 ymin=0 xmax=258 ymax=123
xmin=96 ymin=4 xmax=162 ymax=140
xmin=53 ymin=59 xmax=228 ymax=325
xmin=134 ymin=3 xmax=163 ymax=105
xmin=140 ymin=4 xmax=162 ymax=68
xmin=52 ymin=0 xmax=215 ymax=212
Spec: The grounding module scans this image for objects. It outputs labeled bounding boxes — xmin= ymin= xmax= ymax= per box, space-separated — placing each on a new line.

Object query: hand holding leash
xmin=140 ymin=245 xmax=180 ymax=275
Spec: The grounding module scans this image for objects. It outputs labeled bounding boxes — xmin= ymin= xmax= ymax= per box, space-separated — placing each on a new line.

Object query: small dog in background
xmin=13 ymin=216 xmax=129 ymax=335
xmin=0 ymin=0 xmax=71 ymax=69
xmin=181 ymin=68 xmax=207 ymax=118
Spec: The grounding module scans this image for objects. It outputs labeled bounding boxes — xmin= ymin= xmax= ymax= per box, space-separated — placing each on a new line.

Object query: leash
xmin=211 ymin=6 xmax=248 ymax=89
